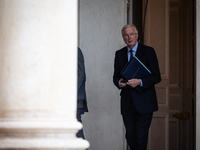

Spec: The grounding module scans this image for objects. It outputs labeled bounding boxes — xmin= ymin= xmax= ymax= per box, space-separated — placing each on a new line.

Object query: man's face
xmin=122 ymin=26 xmax=138 ymax=49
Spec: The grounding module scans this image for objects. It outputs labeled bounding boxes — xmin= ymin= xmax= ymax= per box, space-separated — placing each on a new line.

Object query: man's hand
xmin=119 ymin=78 xmax=127 ymax=88
xmin=127 ymin=79 xmax=141 ymax=88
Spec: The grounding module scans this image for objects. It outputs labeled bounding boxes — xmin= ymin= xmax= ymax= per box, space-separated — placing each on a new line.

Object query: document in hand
xmin=120 ymin=56 xmax=151 ymax=92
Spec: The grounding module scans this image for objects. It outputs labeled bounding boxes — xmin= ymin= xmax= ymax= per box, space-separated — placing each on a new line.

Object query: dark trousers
xmin=122 ymin=100 xmax=153 ymax=150
xmin=76 ymin=108 xmax=85 ymax=139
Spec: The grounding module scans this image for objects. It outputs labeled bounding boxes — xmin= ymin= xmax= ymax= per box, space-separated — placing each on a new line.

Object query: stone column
xmin=0 ymin=0 xmax=89 ymax=149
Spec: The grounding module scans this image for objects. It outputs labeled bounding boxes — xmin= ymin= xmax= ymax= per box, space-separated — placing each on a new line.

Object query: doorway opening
xmin=127 ymin=0 xmax=196 ymax=149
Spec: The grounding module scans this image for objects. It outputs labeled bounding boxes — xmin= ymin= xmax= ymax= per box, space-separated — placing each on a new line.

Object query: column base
xmin=0 ymin=120 xmax=89 ymax=150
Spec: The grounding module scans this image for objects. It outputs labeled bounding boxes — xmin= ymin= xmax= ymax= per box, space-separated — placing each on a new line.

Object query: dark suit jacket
xmin=113 ymin=43 xmax=161 ymax=115
xmin=78 ymin=47 xmax=88 ymax=112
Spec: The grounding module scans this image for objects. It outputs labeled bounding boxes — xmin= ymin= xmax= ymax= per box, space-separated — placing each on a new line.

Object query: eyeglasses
xmin=123 ymin=33 xmax=137 ymax=38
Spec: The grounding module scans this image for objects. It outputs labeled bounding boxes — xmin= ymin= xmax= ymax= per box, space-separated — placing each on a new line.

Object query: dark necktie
xmin=130 ymin=49 xmax=133 ymax=61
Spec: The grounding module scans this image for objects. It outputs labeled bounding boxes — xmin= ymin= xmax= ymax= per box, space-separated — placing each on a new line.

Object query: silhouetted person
xmin=77 ymin=47 xmax=88 ymax=139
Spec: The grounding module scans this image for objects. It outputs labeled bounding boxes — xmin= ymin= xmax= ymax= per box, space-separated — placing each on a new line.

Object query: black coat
xmin=113 ymin=43 xmax=161 ymax=115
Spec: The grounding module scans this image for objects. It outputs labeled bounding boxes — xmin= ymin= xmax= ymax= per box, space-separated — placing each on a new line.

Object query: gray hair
xmin=121 ymin=24 xmax=138 ymax=36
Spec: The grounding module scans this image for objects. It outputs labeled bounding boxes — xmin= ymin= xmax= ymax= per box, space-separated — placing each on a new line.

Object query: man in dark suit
xmin=77 ymin=47 xmax=88 ymax=139
xmin=113 ymin=24 xmax=161 ymax=150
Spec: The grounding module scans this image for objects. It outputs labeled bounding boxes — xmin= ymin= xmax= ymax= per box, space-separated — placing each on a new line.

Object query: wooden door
xmin=142 ymin=0 xmax=194 ymax=150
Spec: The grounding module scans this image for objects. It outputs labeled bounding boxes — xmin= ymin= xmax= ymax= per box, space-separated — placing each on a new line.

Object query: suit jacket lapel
xmin=135 ymin=43 xmax=143 ymax=60
xmin=122 ymin=47 xmax=128 ymax=66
